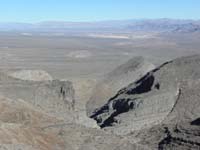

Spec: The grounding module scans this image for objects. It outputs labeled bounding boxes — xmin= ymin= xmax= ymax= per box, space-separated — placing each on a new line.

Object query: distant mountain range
xmin=0 ymin=19 xmax=200 ymax=33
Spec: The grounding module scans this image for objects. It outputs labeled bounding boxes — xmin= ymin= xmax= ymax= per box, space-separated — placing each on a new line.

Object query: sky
xmin=0 ymin=0 xmax=200 ymax=23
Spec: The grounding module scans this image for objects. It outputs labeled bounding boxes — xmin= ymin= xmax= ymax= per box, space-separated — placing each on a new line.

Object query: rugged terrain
xmin=90 ymin=55 xmax=200 ymax=149
xmin=0 ymin=20 xmax=200 ymax=149
xmin=0 ymin=71 xmax=144 ymax=150
xmin=87 ymin=56 xmax=155 ymax=116
xmin=0 ymin=55 xmax=199 ymax=149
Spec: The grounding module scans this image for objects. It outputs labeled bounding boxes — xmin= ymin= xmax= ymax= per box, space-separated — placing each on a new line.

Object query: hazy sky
xmin=1 ymin=0 xmax=200 ymax=22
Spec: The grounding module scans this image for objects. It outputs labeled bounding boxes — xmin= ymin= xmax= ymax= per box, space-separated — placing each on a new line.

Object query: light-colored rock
xmin=0 ymin=72 xmax=75 ymax=122
xmin=8 ymin=70 xmax=53 ymax=81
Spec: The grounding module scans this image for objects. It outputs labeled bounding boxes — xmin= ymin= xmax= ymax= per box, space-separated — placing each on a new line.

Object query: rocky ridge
xmin=0 ymin=55 xmax=200 ymax=149
xmin=87 ymin=56 xmax=155 ymax=116
xmin=90 ymin=55 xmax=200 ymax=135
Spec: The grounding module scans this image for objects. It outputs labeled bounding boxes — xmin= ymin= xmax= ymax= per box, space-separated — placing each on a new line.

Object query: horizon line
xmin=0 ymin=18 xmax=200 ymax=24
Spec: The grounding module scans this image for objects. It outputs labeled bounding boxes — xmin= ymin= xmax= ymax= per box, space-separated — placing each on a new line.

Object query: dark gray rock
xmin=86 ymin=56 xmax=154 ymax=117
xmin=91 ymin=55 xmax=200 ymax=135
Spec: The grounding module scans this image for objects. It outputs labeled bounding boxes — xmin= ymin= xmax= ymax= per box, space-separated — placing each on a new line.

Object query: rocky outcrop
xmin=0 ymin=71 xmax=75 ymax=122
xmin=158 ymin=124 xmax=200 ymax=150
xmin=0 ymin=96 xmax=66 ymax=150
xmin=0 ymin=96 xmax=145 ymax=150
xmin=86 ymin=56 xmax=155 ymax=116
xmin=136 ymin=80 xmax=200 ymax=150
xmin=135 ymin=121 xmax=200 ymax=150
xmin=1 ymin=55 xmax=200 ymax=149
xmin=91 ymin=55 xmax=200 ymax=135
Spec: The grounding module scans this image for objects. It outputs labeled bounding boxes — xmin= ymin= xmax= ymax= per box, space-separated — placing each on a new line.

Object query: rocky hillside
xmin=86 ymin=56 xmax=154 ymax=116
xmin=0 ymin=71 xmax=75 ymax=122
xmin=90 ymin=55 xmax=200 ymax=148
xmin=1 ymin=55 xmax=200 ymax=149
xmin=0 ymin=96 xmax=149 ymax=150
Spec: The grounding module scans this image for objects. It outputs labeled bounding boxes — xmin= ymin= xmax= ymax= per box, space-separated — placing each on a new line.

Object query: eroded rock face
xmin=91 ymin=55 xmax=200 ymax=135
xmin=86 ymin=56 xmax=155 ymax=117
xmin=0 ymin=71 xmax=75 ymax=121
xmin=0 ymin=97 xmax=145 ymax=150
xmin=136 ymin=121 xmax=200 ymax=150
xmin=1 ymin=55 xmax=200 ymax=150
xmin=158 ymin=124 xmax=200 ymax=150
xmin=135 ymin=79 xmax=200 ymax=150
xmin=0 ymin=96 xmax=66 ymax=150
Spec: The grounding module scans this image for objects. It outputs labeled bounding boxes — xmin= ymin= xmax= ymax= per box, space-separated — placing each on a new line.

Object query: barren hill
xmin=91 ymin=55 xmax=200 ymax=138
xmin=0 ymin=70 xmax=75 ymax=122
xmin=86 ymin=56 xmax=155 ymax=116
xmin=1 ymin=55 xmax=200 ymax=149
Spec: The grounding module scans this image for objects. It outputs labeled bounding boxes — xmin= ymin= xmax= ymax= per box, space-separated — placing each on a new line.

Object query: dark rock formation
xmin=191 ymin=118 xmax=200 ymax=126
xmin=91 ymin=55 xmax=200 ymax=136
xmin=86 ymin=56 xmax=154 ymax=117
